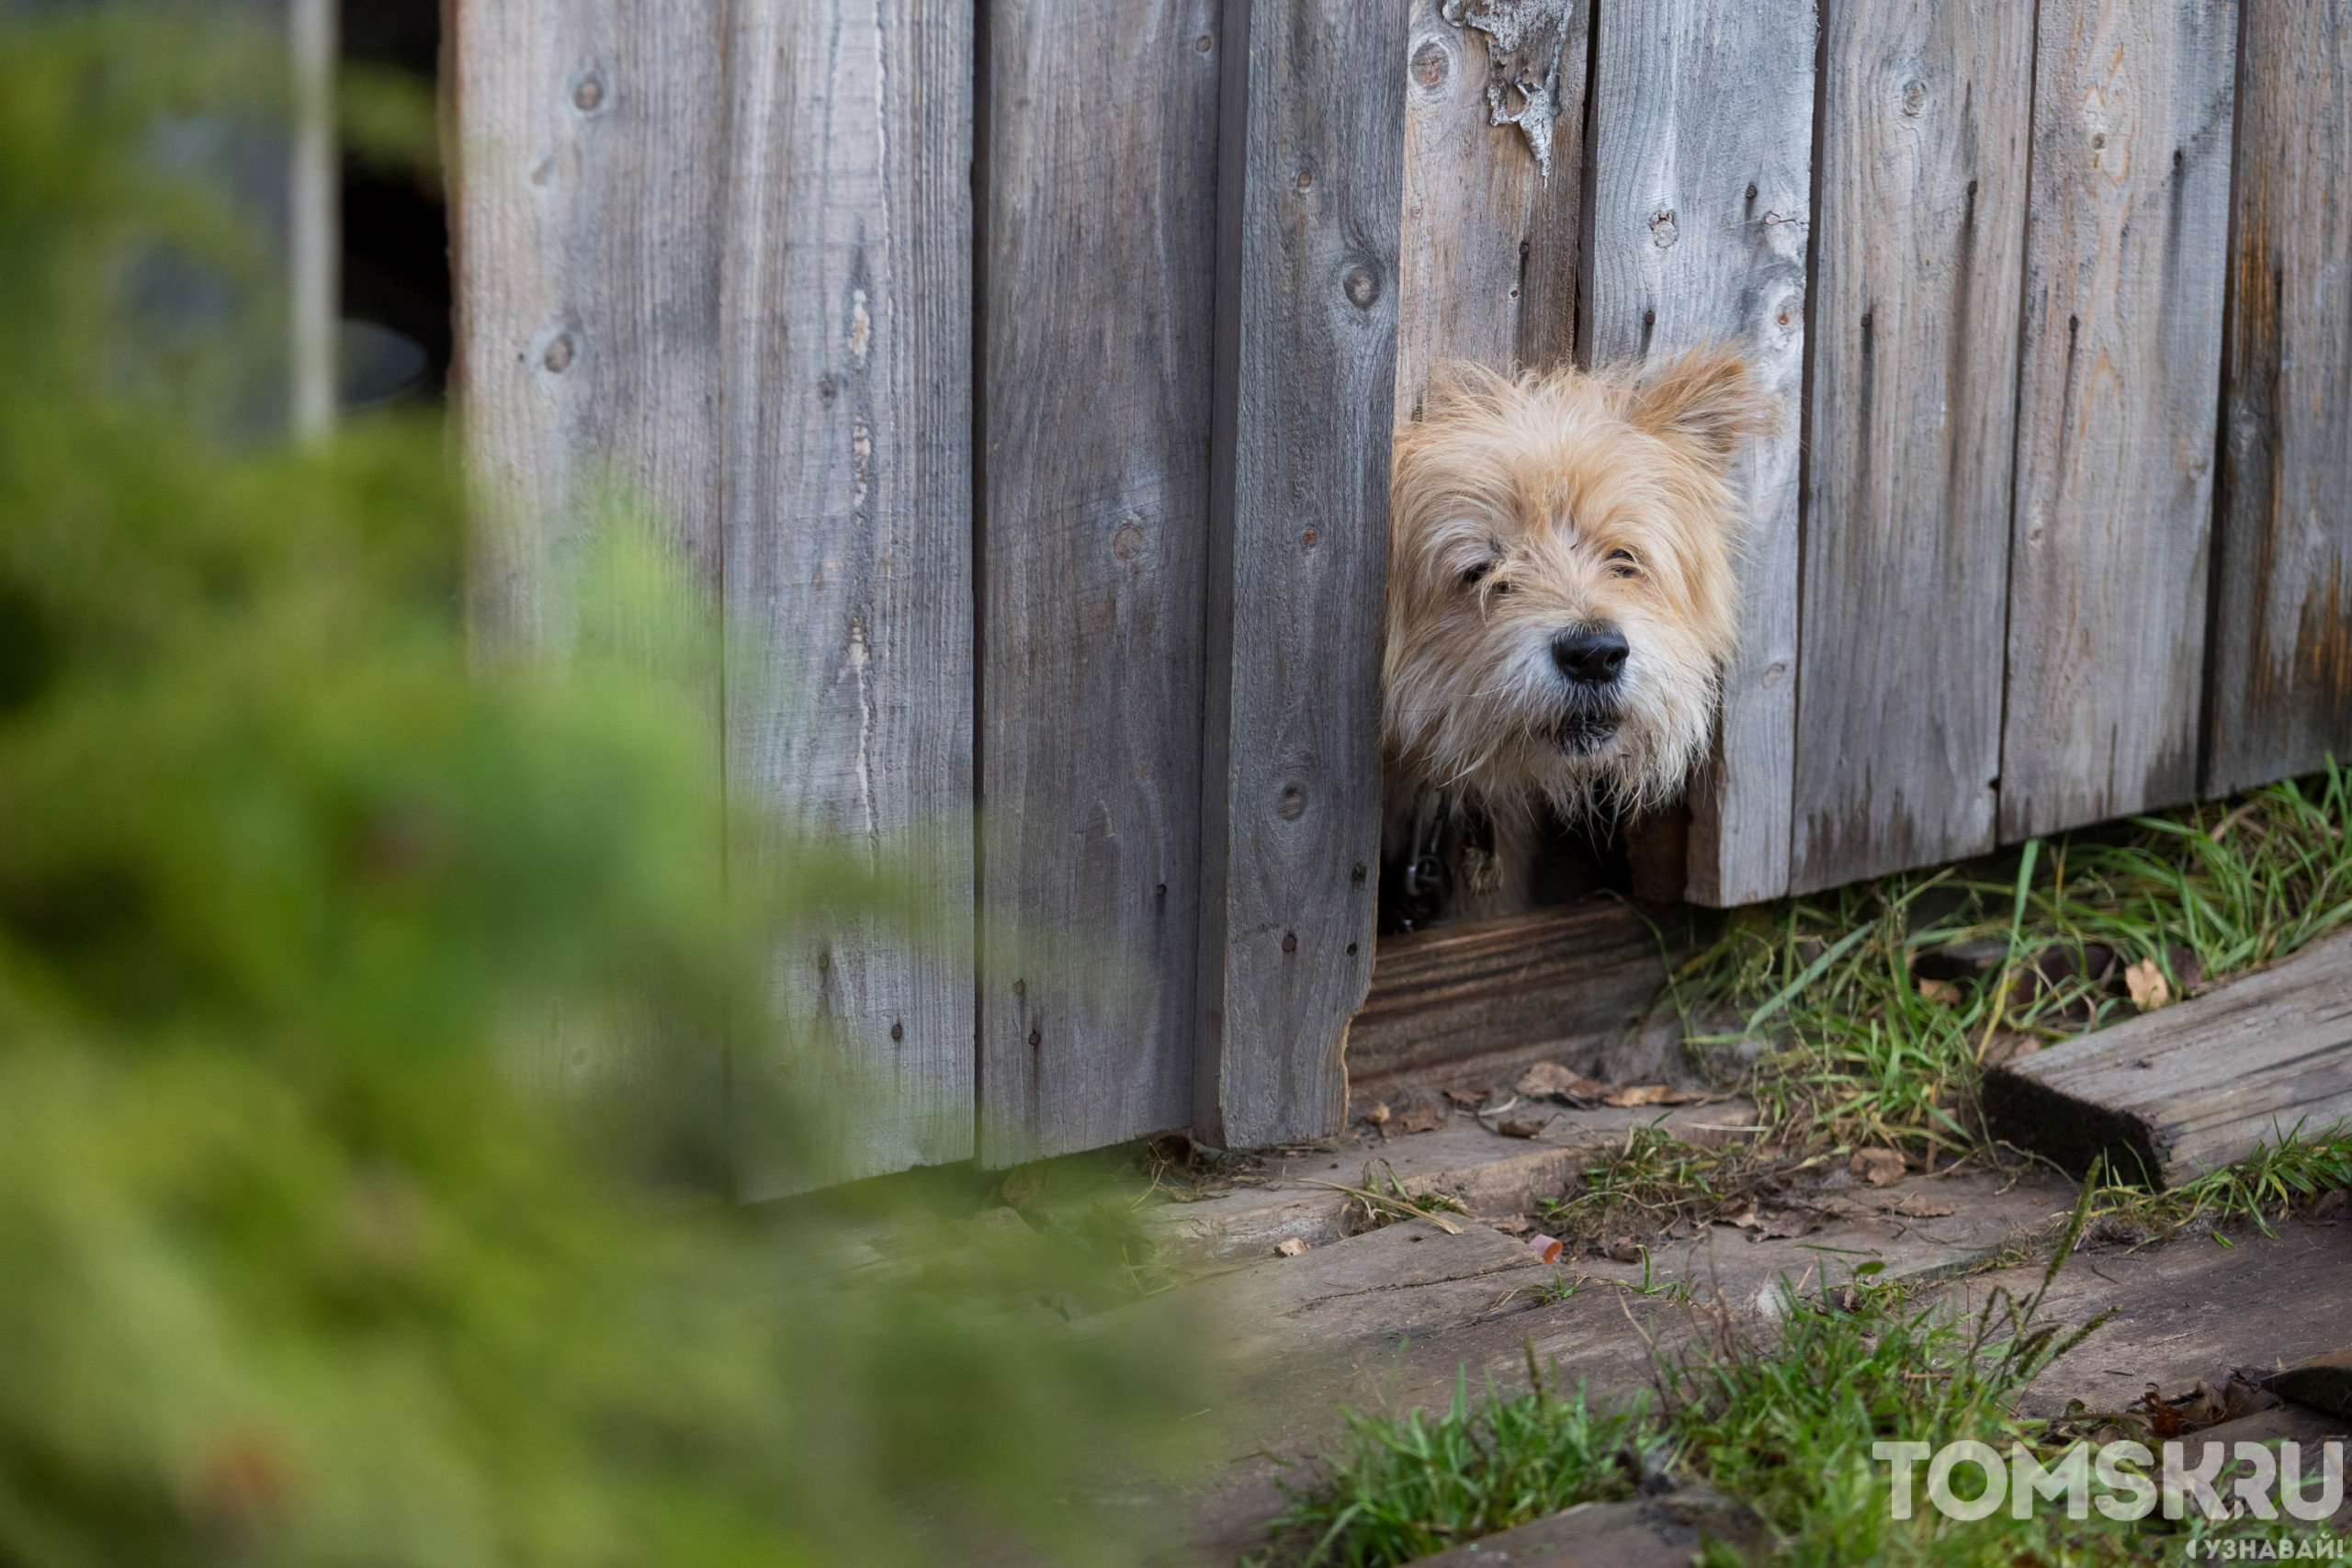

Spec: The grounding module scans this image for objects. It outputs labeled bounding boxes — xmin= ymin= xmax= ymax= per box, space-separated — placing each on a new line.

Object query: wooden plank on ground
xmin=1970 ymin=1220 xmax=2352 ymax=1423
xmin=1196 ymin=0 xmax=1413 ymax=1150
xmin=722 ymin=0 xmax=975 ymax=1187
xmin=1583 ymin=0 xmax=1815 ymax=908
xmin=1999 ymin=0 xmax=2237 ymax=842
xmin=1983 ymin=930 xmax=2352 ymax=1187
xmin=1144 ymin=1100 xmax=1757 ymax=1267
xmin=1792 ymin=0 xmax=2033 ymax=894
xmin=1403 ymin=1490 xmax=1764 ymax=1568
xmin=449 ymin=0 xmax=727 ymax=637
xmin=977 ymin=0 xmax=1221 ymax=1165
xmin=2206 ymin=0 xmax=2352 ymax=796
xmin=1392 ymin=0 xmax=1591 ymax=423
xmin=1346 ymin=903 xmax=1663 ymax=1085
xmin=2270 ymin=1346 xmax=2352 ymax=1420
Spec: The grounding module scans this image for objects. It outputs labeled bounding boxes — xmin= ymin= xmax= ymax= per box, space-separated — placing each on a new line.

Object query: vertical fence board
xmin=452 ymin=0 xmax=727 ymax=641
xmin=450 ymin=2 xmax=728 ymax=1125
xmin=1393 ymin=0 xmax=1589 ymax=420
xmin=1513 ymin=6 xmax=1591 ymax=374
xmin=2000 ymin=0 xmax=2236 ymax=841
xmin=722 ymin=0 xmax=975 ymax=1187
xmin=977 ymin=0 xmax=1221 ymax=1165
xmin=1197 ymin=0 xmax=1411 ymax=1149
xmin=1584 ymin=0 xmax=1815 ymax=908
xmin=1792 ymin=0 xmax=2032 ymax=894
xmin=2208 ymin=0 xmax=2352 ymax=796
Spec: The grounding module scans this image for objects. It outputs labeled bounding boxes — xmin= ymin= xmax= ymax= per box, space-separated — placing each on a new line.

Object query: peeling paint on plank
xmin=1441 ymin=0 xmax=1575 ymax=179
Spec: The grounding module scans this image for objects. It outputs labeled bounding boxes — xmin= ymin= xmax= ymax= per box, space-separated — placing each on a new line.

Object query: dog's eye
xmin=1606 ymin=549 xmax=1640 ymax=579
xmin=1460 ymin=562 xmax=1490 ymax=588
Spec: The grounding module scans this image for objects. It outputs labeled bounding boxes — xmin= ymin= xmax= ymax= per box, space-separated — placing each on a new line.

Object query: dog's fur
xmin=1381 ymin=348 xmax=1778 ymax=921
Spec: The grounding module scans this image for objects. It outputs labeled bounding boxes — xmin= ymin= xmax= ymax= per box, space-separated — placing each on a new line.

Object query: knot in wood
xmin=1901 ymin=79 xmax=1926 ymax=117
xmin=572 ymin=76 xmax=605 ymax=112
xmin=1343 ymin=264 xmax=1381 ymax=309
xmin=1276 ymin=783 xmax=1307 ymax=820
xmin=541 ymin=333 xmax=574 ymax=373
xmin=1411 ymin=38 xmax=1450 ymax=88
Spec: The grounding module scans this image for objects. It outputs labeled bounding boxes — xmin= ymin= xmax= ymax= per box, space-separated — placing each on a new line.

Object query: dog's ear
xmin=1623 ymin=346 xmax=1781 ymax=471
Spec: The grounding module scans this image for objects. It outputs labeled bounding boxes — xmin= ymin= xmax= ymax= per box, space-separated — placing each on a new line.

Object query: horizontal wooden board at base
xmin=1348 ymin=903 xmax=1666 ymax=1082
xmin=1983 ymin=929 xmax=2352 ymax=1187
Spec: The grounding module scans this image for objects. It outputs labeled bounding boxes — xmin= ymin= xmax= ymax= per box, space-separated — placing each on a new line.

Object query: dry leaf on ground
xmin=1487 ymin=1213 xmax=1536 ymax=1236
xmin=1389 ymin=1089 xmax=1451 ymax=1134
xmin=1357 ymin=1100 xmax=1391 ymax=1128
xmin=1981 ymin=1030 xmax=2041 ymax=1066
xmin=2137 ymin=1370 xmax=2280 ymax=1437
xmin=1884 ymin=1193 xmax=1955 ymax=1218
xmin=1713 ymin=1199 xmax=1760 ymax=1229
xmin=1274 ymin=1236 xmax=1311 ymax=1258
xmin=963 ymin=1206 xmax=1031 ymax=1239
xmin=997 ymin=1163 xmax=1047 ymax=1209
xmin=1514 ymin=1062 xmax=1612 ymax=1102
xmin=2124 ymin=957 xmax=2172 ymax=1010
xmin=1751 ymin=1212 xmax=1819 ymax=1241
xmin=1849 ymin=1148 xmax=1907 ymax=1186
xmin=1603 ymin=1236 xmax=1645 ymax=1263
xmin=1917 ymin=976 xmax=1962 ymax=1005
xmin=1605 ymin=1083 xmax=1702 ymax=1108
xmin=1495 ymin=1116 xmax=1553 ymax=1140
xmin=2312 ymin=1189 xmax=2349 ymax=1220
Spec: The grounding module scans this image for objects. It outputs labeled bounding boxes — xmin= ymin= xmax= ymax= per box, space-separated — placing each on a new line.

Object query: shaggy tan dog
xmin=1382 ymin=348 xmax=1778 ymax=919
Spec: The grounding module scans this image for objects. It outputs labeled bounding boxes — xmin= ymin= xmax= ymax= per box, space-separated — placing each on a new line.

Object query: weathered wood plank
xmin=1983 ymin=929 xmax=2352 ymax=1187
xmin=1196 ymin=0 xmax=1412 ymax=1150
xmin=1392 ymin=0 xmax=1590 ymax=423
xmin=1791 ymin=0 xmax=2033 ymax=895
xmin=1347 ymin=903 xmax=1662 ymax=1083
xmin=722 ymin=0 xmax=975 ymax=1187
xmin=2269 ymin=1345 xmax=2352 ymax=1421
xmin=448 ymin=3 xmax=730 ymax=1133
xmin=2000 ymin=0 xmax=2237 ymax=841
xmin=977 ymin=0 xmax=1221 ymax=1165
xmin=1403 ymin=1490 xmax=1765 ymax=1568
xmin=1583 ymin=0 xmax=1814 ymax=908
xmin=2207 ymin=0 xmax=2352 ymax=796
xmin=1144 ymin=1099 xmax=1756 ymax=1267
xmin=450 ymin=0 xmax=727 ymax=641
xmin=1509 ymin=6 xmax=1589 ymax=375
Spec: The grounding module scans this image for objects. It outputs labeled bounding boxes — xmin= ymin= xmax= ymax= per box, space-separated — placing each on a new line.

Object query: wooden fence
xmin=453 ymin=0 xmax=2352 ymax=1179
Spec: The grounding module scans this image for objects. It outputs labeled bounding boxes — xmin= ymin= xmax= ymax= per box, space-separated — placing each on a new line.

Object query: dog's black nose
xmin=1551 ymin=624 xmax=1629 ymax=686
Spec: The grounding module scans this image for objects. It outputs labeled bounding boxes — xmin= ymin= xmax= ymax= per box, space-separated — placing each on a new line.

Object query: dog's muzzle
xmin=1546 ymin=621 xmax=1627 ymax=753
xmin=1547 ymin=703 xmax=1623 ymax=754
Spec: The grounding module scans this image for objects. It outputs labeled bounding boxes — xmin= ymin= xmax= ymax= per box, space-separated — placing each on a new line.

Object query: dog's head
xmin=1384 ymin=348 xmax=1778 ymax=820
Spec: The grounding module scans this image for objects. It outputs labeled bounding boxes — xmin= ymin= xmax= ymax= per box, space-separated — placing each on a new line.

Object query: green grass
xmin=1253 ymin=1348 xmax=1661 ymax=1567
xmin=2086 ymin=1123 xmax=2352 ymax=1247
xmin=1537 ymin=1122 xmax=1811 ymax=1250
xmin=1257 ymin=1197 xmax=2108 ymax=1566
xmin=1255 ymin=1191 xmax=2346 ymax=1566
xmin=1672 ymin=762 xmax=2352 ymax=1163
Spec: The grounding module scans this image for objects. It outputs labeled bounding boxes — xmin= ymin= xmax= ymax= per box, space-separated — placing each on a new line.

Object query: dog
xmin=1380 ymin=347 xmax=1779 ymax=929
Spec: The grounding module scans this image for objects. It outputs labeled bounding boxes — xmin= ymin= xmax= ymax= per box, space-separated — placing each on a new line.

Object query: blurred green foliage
xmin=0 ymin=10 xmax=1195 ymax=1564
